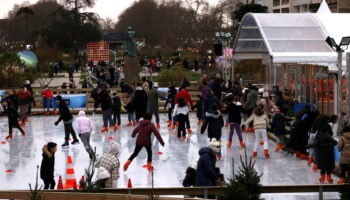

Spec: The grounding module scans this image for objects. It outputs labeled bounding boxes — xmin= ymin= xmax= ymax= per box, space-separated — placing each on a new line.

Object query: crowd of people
xmin=1 ymin=71 xmax=350 ymax=192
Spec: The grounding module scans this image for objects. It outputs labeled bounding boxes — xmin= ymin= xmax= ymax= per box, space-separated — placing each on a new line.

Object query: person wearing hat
xmin=258 ymin=91 xmax=273 ymax=115
xmin=95 ymin=167 xmax=110 ymax=188
xmin=271 ymin=106 xmax=291 ymax=152
xmin=54 ymin=95 xmax=79 ymax=147
xmin=147 ymin=82 xmax=160 ymax=128
xmin=95 ymin=141 xmax=120 ymax=188
xmin=195 ymin=138 xmax=220 ymax=198
xmin=0 ymin=99 xmax=25 ymax=139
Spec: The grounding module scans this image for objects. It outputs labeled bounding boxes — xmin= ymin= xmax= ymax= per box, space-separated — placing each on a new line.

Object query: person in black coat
xmin=271 ymin=108 xmax=292 ymax=151
xmin=307 ymin=123 xmax=337 ymax=184
xmin=54 ymin=95 xmax=79 ymax=147
xmin=201 ymin=104 xmax=224 ymax=141
xmin=0 ymin=99 xmax=25 ymax=139
xmin=133 ymin=83 xmax=148 ymax=122
xmin=164 ymin=85 xmax=177 ymax=125
xmin=202 ymin=89 xmax=220 ymax=120
xmin=112 ymin=93 xmax=121 ymax=127
xmin=2 ymin=89 xmax=18 ymax=109
xmin=183 ymin=167 xmax=196 ymax=187
xmin=40 ymin=142 xmax=57 ymax=189
xmin=210 ymin=74 xmax=223 ymax=101
xmin=195 ymin=139 xmax=220 ymax=199
xmin=119 ymin=79 xmax=134 ymax=94
xmin=95 ymin=90 xmax=116 ymax=132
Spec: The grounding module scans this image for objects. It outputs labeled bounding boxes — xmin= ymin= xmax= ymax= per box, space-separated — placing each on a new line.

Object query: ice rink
xmin=0 ymin=113 xmax=340 ymax=200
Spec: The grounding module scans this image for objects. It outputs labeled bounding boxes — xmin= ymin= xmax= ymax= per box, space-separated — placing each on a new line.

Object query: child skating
xmin=173 ymin=97 xmax=189 ymax=139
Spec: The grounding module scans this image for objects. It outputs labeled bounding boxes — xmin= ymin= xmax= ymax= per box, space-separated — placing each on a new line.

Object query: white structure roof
xmin=233 ymin=0 xmax=350 ymax=67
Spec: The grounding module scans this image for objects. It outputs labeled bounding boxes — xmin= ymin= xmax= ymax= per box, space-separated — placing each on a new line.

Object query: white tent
xmin=233 ymin=0 xmax=350 ymax=68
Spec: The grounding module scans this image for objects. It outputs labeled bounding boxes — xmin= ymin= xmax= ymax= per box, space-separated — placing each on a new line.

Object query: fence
xmin=0 ymin=185 xmax=345 ymax=200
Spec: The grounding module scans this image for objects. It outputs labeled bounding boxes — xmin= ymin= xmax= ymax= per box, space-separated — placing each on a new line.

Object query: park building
xmin=254 ymin=0 xmax=350 ymax=13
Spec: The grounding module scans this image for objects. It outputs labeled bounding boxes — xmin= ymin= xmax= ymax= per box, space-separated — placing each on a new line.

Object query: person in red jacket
xmin=174 ymin=86 xmax=193 ymax=133
xmin=41 ymin=86 xmax=57 ymax=116
xmin=123 ymin=113 xmax=165 ymax=172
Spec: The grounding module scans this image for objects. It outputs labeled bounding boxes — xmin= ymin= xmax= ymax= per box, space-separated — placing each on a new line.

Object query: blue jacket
xmin=195 ymin=147 xmax=219 ymax=187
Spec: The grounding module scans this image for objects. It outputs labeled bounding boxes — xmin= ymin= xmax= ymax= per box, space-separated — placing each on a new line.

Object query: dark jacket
xmin=40 ymin=145 xmax=55 ymax=180
xmin=210 ymin=78 xmax=222 ymax=100
xmin=308 ymin=124 xmax=337 ymax=170
xmin=195 ymin=147 xmax=219 ymax=187
xmin=57 ymin=101 xmax=73 ymax=123
xmin=95 ymin=91 xmax=112 ymax=111
xmin=133 ymin=89 xmax=148 ymax=118
xmin=243 ymin=89 xmax=258 ymax=112
xmin=201 ymin=110 xmax=224 ymax=141
xmin=125 ymin=102 xmax=134 ymax=113
xmin=3 ymin=95 xmax=18 ymax=109
xmin=112 ymin=96 xmax=121 ymax=112
xmin=203 ymin=93 xmax=219 ymax=114
xmin=1 ymin=104 xmax=20 ymax=126
xmin=164 ymin=88 xmax=177 ymax=109
xmin=271 ymin=112 xmax=290 ymax=136
xmin=224 ymin=102 xmax=244 ymax=124
xmin=183 ymin=168 xmax=196 ymax=187
xmin=120 ymin=81 xmax=134 ymax=94
xmin=132 ymin=120 xmax=164 ymax=146
xmin=147 ymin=88 xmax=159 ymax=111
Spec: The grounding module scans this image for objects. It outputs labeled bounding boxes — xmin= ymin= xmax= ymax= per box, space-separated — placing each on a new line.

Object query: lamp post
xmin=215 ymin=31 xmax=233 ymax=80
xmin=326 ymin=36 xmax=350 ymax=124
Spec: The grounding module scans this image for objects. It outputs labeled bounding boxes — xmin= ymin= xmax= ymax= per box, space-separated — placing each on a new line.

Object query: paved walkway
xmin=32 ymin=72 xmax=82 ymax=88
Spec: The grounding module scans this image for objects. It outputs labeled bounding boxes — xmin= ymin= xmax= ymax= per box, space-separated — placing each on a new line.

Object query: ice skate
xmin=227 ymin=141 xmax=232 ymax=148
xmin=275 ymin=144 xmax=283 ymax=152
xmin=186 ymin=129 xmax=192 ymax=134
xmin=338 ymin=178 xmax=345 ymax=184
xmin=252 ymin=152 xmax=257 ymax=157
xmin=147 ymin=162 xmax=154 ymax=172
xmin=71 ymin=139 xmax=79 ymax=145
xmin=313 ymin=164 xmax=318 ymax=172
xmin=113 ymin=125 xmax=119 ymax=131
xmin=21 ymin=130 xmax=26 ymax=137
xmin=133 ymin=121 xmax=137 ymax=126
xmin=167 ymin=120 xmax=172 ymax=127
xmin=225 ymin=122 xmax=229 ymax=127
xmin=5 ymin=134 xmax=12 ymax=140
xmin=307 ymin=157 xmax=313 ymax=166
xmin=62 ymin=140 xmax=69 ymax=147
xmin=124 ymin=160 xmax=131 ymax=171
xmin=45 ymin=111 xmax=50 ymax=116
xmin=240 ymin=141 xmax=245 ymax=148
xmin=264 ymin=149 xmax=270 ymax=158
xmin=326 ymin=175 xmax=333 ymax=184
xmin=260 ymin=141 xmax=264 ymax=145
xmin=319 ymin=174 xmax=325 ymax=183
xmin=101 ymin=126 xmax=109 ymax=132
xmin=127 ymin=122 xmax=132 ymax=126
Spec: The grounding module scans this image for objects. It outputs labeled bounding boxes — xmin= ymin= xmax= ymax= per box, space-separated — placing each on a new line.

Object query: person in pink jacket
xmin=75 ymin=110 xmax=94 ymax=160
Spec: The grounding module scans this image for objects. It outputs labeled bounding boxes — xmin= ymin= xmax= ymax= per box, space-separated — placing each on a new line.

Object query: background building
xmin=254 ymin=0 xmax=350 ymax=13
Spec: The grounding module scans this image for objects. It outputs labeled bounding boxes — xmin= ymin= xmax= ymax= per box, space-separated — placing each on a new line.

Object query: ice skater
xmin=164 ymin=85 xmax=177 ymax=127
xmin=112 ymin=92 xmax=121 ymax=129
xmin=125 ymin=97 xmax=136 ymax=126
xmin=123 ymin=113 xmax=165 ymax=172
xmin=75 ymin=111 xmax=95 ymax=160
xmin=147 ymin=83 xmax=160 ymax=128
xmin=40 ymin=142 xmax=57 ymax=189
xmin=243 ymin=105 xmax=270 ymax=158
xmin=0 ymin=99 xmax=25 ymax=139
xmin=54 ymin=95 xmax=79 ymax=147
xmin=307 ymin=121 xmax=337 ymax=184
xmin=338 ymin=126 xmax=350 ymax=184
xmin=271 ymin=107 xmax=291 ymax=152
xmin=223 ymin=95 xmax=245 ymax=148
xmin=173 ymin=97 xmax=189 ymax=139
xmin=201 ymin=104 xmax=224 ymax=142
xmin=17 ymin=86 xmax=31 ymax=126
xmin=95 ymin=90 xmax=117 ymax=132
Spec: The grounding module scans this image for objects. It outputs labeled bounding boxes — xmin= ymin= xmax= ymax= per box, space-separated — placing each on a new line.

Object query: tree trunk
xmin=124 ymin=56 xmax=141 ymax=84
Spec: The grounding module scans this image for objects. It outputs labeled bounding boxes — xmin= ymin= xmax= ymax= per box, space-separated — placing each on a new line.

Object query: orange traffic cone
xmin=127 ymin=178 xmax=132 ymax=188
xmin=64 ymin=156 xmax=78 ymax=189
xmin=57 ymin=176 xmax=63 ymax=190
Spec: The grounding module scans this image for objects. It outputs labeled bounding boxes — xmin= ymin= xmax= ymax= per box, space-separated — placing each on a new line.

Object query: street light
xmin=326 ymin=36 xmax=350 ymax=122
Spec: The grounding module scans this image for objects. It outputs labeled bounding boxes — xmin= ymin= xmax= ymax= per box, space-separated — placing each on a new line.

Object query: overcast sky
xmin=0 ymin=0 xmax=219 ymax=20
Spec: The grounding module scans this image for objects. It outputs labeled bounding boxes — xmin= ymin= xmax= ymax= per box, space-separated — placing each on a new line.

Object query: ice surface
xmin=0 ymin=113 xmax=340 ymax=200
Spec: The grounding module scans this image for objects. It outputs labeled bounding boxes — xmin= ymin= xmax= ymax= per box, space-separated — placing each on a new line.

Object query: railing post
xmin=204 ymin=188 xmax=208 ymax=199
xmin=128 ymin=189 xmax=131 ymax=195
xmin=318 ymin=185 xmax=323 ymax=200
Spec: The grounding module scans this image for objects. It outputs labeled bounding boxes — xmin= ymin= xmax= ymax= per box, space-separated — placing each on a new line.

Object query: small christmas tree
xmin=223 ymin=149 xmax=262 ymax=200
xmin=28 ymin=166 xmax=44 ymax=200
xmin=79 ymin=147 xmax=103 ymax=192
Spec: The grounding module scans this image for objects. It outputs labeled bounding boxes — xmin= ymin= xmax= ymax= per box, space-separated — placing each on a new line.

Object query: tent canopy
xmin=233 ymin=1 xmax=350 ymax=65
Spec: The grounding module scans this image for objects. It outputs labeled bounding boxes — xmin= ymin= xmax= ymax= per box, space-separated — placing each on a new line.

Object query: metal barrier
xmin=0 ymin=185 xmax=345 ymax=200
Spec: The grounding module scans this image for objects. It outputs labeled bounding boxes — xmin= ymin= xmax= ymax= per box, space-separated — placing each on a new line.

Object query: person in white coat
xmin=75 ymin=110 xmax=94 ymax=160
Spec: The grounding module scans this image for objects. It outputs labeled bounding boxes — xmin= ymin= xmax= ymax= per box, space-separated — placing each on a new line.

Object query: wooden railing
xmin=0 ymin=185 xmax=345 ymax=200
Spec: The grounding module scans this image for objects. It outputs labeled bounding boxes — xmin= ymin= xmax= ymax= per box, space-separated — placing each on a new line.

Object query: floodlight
xmin=215 ymin=32 xmax=220 ymax=37
xmin=225 ymin=32 xmax=232 ymax=38
xmin=340 ymin=36 xmax=350 ymax=48
xmin=326 ymin=36 xmax=341 ymax=52
xmin=220 ymin=32 xmax=225 ymax=37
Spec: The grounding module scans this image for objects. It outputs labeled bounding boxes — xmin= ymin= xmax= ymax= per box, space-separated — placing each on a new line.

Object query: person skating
xmin=24 ymin=80 xmax=35 ymax=116
xmin=75 ymin=111 xmax=95 ymax=160
xmin=125 ymin=97 xmax=136 ymax=126
xmin=133 ymin=83 xmax=148 ymax=122
xmin=17 ymin=86 xmax=31 ymax=126
xmin=243 ymin=105 xmax=270 ymax=158
xmin=2 ymin=89 xmax=18 ymax=110
xmin=307 ymin=122 xmax=337 ymax=184
xmin=164 ymin=85 xmax=177 ymax=127
xmin=41 ymin=86 xmax=57 ymax=115
xmin=95 ymin=90 xmax=117 ymax=132
xmin=201 ymin=104 xmax=224 ymax=142
xmin=0 ymin=99 xmax=25 ymax=139
xmin=338 ymin=126 xmax=350 ymax=184
xmin=175 ymin=85 xmax=194 ymax=133
xmin=54 ymin=95 xmax=79 ymax=147
xmin=40 ymin=142 xmax=57 ymax=189
xmin=123 ymin=113 xmax=165 ymax=172
xmin=112 ymin=93 xmax=121 ymax=129
xmin=243 ymin=86 xmax=258 ymax=133
xmin=173 ymin=97 xmax=189 ymax=139
xmin=147 ymin=83 xmax=161 ymax=128
xmin=95 ymin=141 xmax=120 ymax=188
xmin=271 ymin=107 xmax=292 ymax=152
xmin=202 ymin=89 xmax=219 ymax=121
xmin=223 ymin=95 xmax=245 ymax=148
